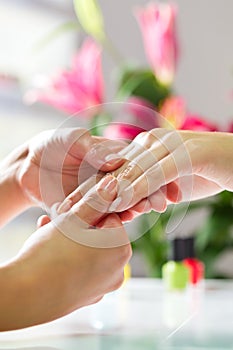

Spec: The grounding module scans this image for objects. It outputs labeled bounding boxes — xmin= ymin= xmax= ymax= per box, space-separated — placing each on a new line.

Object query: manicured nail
xmin=99 ymin=175 xmax=117 ymax=194
xmin=109 ymin=197 xmax=122 ymax=212
xmin=105 ymin=154 xmax=121 ymax=162
xmin=104 ymin=155 xmax=123 ymax=168
xmin=57 ymin=199 xmax=72 ymax=215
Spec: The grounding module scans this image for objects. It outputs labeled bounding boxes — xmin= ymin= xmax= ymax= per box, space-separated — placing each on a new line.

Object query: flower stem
xmin=102 ymin=35 xmax=124 ymax=67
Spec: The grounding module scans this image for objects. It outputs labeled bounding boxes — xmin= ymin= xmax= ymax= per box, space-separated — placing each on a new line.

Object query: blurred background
xmin=0 ymin=0 xmax=232 ymax=276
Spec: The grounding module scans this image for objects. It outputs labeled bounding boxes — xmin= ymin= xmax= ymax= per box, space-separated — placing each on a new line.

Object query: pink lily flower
xmin=103 ymin=123 xmax=144 ymax=141
xmin=26 ymin=38 xmax=104 ymax=116
xmin=124 ymin=96 xmax=158 ymax=130
xmin=135 ymin=2 xmax=178 ymax=86
xmin=160 ymin=96 xmax=186 ymax=129
xmin=228 ymin=121 xmax=233 ymax=133
xmin=160 ymin=96 xmax=218 ymax=131
xmin=104 ymin=96 xmax=157 ymax=141
xmin=181 ymin=114 xmax=218 ymax=132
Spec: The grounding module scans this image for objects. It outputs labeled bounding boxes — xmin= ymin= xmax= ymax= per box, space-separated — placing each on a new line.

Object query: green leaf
xmin=117 ymin=68 xmax=171 ymax=107
xmin=90 ymin=113 xmax=112 ymax=136
xmin=73 ymin=0 xmax=105 ymax=41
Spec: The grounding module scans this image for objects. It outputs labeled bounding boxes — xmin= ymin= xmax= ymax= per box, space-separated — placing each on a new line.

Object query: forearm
xmin=0 ymin=144 xmax=32 ymax=227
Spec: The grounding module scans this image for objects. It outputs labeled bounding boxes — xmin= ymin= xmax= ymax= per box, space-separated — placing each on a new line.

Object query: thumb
xmin=37 ymin=215 xmax=51 ymax=229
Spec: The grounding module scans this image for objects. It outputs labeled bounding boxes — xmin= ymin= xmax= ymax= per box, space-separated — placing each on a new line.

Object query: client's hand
xmin=109 ymin=128 xmax=233 ymax=220
xmin=56 ymin=128 xmax=233 ymax=223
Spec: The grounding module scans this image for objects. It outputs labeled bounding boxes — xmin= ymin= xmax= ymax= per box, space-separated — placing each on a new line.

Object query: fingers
xmin=52 ymin=175 xmax=124 ymax=247
xmin=61 ymin=127 xmax=126 ymax=172
xmin=52 ymin=177 xmax=131 ymax=248
xmin=119 ymin=210 xmax=136 ymax=222
xmin=70 ymin=175 xmax=118 ymax=226
xmin=119 ymin=198 xmax=152 ymax=222
xmin=57 ymin=174 xmax=103 ymax=214
xmin=118 ymin=190 xmax=167 ymax=222
xmin=97 ymin=213 xmax=132 ymax=255
xmin=97 ymin=213 xmax=123 ymax=229
xmin=111 ymin=141 xmax=192 ymax=212
xmin=37 ymin=215 xmax=51 ymax=228
xmin=83 ymin=137 xmax=127 ymax=172
xmin=162 ymin=182 xmax=182 ymax=203
xmin=111 ymin=130 xmax=186 ymax=203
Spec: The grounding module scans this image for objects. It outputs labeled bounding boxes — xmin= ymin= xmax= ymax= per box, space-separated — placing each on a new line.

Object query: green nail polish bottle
xmin=162 ymin=238 xmax=189 ymax=291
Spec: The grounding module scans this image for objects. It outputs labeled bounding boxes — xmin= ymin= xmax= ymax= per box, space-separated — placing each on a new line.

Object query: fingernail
xmin=105 ymin=154 xmax=121 ymax=162
xmin=105 ymin=154 xmax=123 ymax=167
xmin=57 ymin=199 xmax=72 ymax=215
xmin=109 ymin=197 xmax=122 ymax=212
xmin=50 ymin=202 xmax=61 ymax=218
xmin=99 ymin=175 xmax=117 ymax=194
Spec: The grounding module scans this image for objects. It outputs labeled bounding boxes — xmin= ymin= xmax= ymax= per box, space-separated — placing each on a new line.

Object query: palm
xmin=20 ymin=129 xmax=100 ymax=208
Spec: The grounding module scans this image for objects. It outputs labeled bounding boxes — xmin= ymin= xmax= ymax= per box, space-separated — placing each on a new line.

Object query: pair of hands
xmin=55 ymin=128 xmax=232 ymax=223
xmin=18 ymin=127 xmax=232 ymax=238
xmin=4 ymin=126 xmax=231 ymax=330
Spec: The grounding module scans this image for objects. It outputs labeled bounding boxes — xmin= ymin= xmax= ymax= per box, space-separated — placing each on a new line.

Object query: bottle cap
xmin=185 ymin=237 xmax=195 ymax=258
xmin=170 ymin=238 xmax=186 ymax=262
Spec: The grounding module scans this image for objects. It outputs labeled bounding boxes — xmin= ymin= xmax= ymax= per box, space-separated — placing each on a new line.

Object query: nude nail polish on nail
xmin=57 ymin=199 xmax=72 ymax=214
xmin=105 ymin=154 xmax=121 ymax=162
xmin=109 ymin=197 xmax=122 ymax=212
xmin=105 ymin=178 xmax=117 ymax=194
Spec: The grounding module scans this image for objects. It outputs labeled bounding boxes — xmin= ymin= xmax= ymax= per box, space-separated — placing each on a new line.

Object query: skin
xmin=1 ymin=127 xmax=232 ymax=330
xmin=0 ymin=127 xmax=124 ymax=227
xmin=0 ymin=175 xmax=131 ymax=331
xmin=57 ymin=129 xmax=233 ymax=221
xmin=0 ymin=128 xmax=130 ymax=331
xmin=112 ymin=129 xmax=233 ymax=217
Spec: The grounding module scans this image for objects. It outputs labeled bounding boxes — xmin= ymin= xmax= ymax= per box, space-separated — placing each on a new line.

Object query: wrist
xmin=0 ymin=143 xmax=32 ymax=227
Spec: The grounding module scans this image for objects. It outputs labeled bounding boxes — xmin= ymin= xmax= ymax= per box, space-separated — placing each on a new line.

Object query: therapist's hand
xmin=17 ymin=128 xmax=125 ymax=208
xmin=1 ymin=175 xmax=131 ymax=331
xmin=109 ymin=129 xmax=233 ymax=219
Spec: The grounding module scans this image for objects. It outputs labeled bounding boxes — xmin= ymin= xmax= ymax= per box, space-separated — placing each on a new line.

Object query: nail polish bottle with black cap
xmin=183 ymin=237 xmax=204 ymax=285
xmin=162 ymin=238 xmax=189 ymax=291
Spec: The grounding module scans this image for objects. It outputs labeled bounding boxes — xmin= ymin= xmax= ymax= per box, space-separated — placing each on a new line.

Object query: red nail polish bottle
xmin=183 ymin=237 xmax=204 ymax=285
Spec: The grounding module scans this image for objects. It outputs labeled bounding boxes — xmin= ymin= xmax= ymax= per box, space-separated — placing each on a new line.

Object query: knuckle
xmin=149 ymin=128 xmax=169 ymax=139
xmin=120 ymin=244 xmax=132 ymax=263
xmin=142 ymin=131 xmax=158 ymax=147
xmin=183 ymin=139 xmax=200 ymax=162
xmin=113 ymin=245 xmax=132 ymax=269
xmin=134 ymin=131 xmax=148 ymax=141
xmin=70 ymin=128 xmax=91 ymax=147
xmin=183 ymin=138 xmax=198 ymax=151
xmin=111 ymin=275 xmax=125 ymax=291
